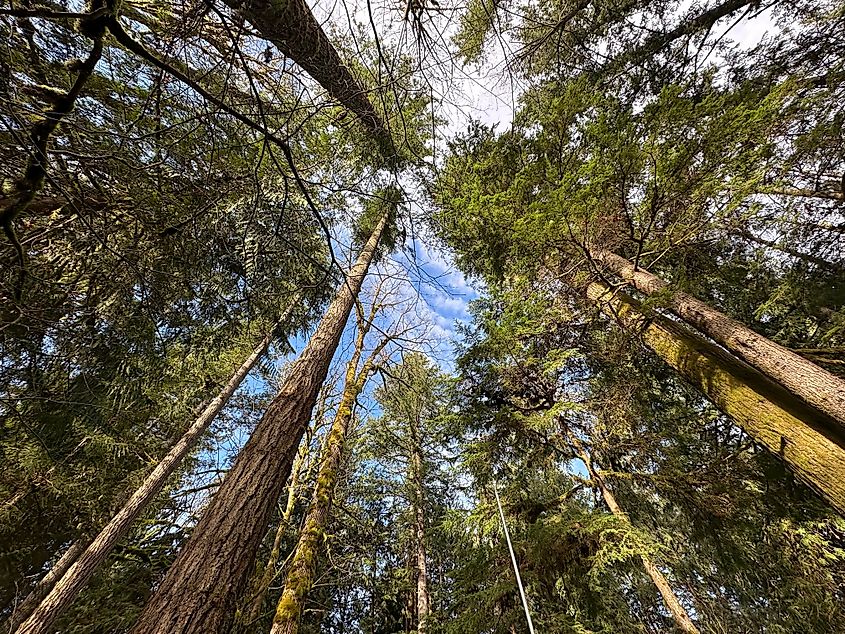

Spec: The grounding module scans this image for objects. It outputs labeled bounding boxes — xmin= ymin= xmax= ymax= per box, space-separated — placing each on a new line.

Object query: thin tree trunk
xmin=14 ymin=304 xmax=297 ymax=634
xmin=568 ymin=435 xmax=700 ymax=634
xmin=271 ymin=302 xmax=386 ymax=634
xmin=734 ymin=229 xmax=842 ymax=270
xmin=3 ymin=537 xmax=89 ymax=633
xmin=764 ymin=186 xmax=843 ymax=201
xmin=590 ymin=249 xmax=845 ymax=430
xmin=128 ymin=212 xmax=388 ymax=634
xmin=410 ymin=419 xmax=430 ymax=634
xmin=223 ymin=0 xmax=394 ymax=158
xmin=604 ymin=0 xmax=755 ymax=74
xmin=585 ymin=280 xmax=845 ymax=516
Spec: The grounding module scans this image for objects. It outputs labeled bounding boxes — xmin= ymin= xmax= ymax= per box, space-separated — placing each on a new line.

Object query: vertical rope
xmin=493 ymin=481 xmax=536 ymax=634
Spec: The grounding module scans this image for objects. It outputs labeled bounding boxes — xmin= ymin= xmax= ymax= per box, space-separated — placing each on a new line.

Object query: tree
xmin=129 ymin=194 xmax=399 ymax=634
xmin=271 ymin=282 xmax=399 ymax=634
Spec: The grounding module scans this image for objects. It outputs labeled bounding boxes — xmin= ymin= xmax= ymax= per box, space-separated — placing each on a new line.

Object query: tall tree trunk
xmin=3 ymin=537 xmax=89 ymax=633
xmin=14 ymin=304 xmax=297 ymax=634
xmin=568 ymin=435 xmax=700 ymax=634
xmin=223 ymin=0 xmax=394 ymax=158
xmin=271 ymin=317 xmax=382 ymax=634
xmin=589 ymin=249 xmax=845 ymax=430
xmin=240 ymin=421 xmax=312 ymax=628
xmin=128 ymin=212 xmax=388 ymax=634
xmin=585 ymin=280 xmax=845 ymax=516
xmin=410 ymin=419 xmax=430 ymax=634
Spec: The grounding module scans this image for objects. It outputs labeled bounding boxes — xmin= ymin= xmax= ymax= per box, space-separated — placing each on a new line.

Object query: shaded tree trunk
xmin=590 ymin=249 xmax=845 ymax=430
xmin=15 ymin=304 xmax=298 ymax=634
xmin=3 ymin=537 xmax=89 ymax=633
xmin=128 ymin=212 xmax=388 ymax=634
xmin=585 ymin=280 xmax=845 ymax=516
xmin=410 ymin=417 xmax=430 ymax=634
xmin=271 ymin=309 xmax=384 ymax=634
xmin=224 ymin=0 xmax=394 ymax=158
xmin=568 ymin=434 xmax=700 ymax=634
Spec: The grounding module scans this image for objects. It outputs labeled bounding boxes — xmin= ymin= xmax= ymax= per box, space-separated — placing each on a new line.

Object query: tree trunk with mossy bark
xmin=128 ymin=212 xmax=388 ymax=634
xmin=590 ymin=249 xmax=845 ymax=430
xmin=15 ymin=303 xmax=298 ymax=634
xmin=568 ymin=434 xmax=700 ymax=634
xmin=585 ymin=280 xmax=845 ymax=517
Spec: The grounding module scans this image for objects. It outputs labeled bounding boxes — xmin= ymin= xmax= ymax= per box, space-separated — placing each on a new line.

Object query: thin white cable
xmin=494 ymin=480 xmax=536 ymax=634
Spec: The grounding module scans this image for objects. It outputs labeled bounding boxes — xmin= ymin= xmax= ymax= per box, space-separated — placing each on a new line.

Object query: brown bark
xmin=241 ymin=423 xmax=311 ymax=628
xmin=585 ymin=280 xmax=845 ymax=516
xmin=3 ymin=537 xmax=89 ymax=633
xmin=128 ymin=212 xmax=388 ymax=634
xmin=14 ymin=307 xmax=296 ymax=634
xmin=590 ymin=249 xmax=845 ymax=430
xmin=569 ymin=435 xmax=700 ymax=634
xmin=224 ymin=0 xmax=394 ymax=159
xmin=271 ymin=307 xmax=384 ymax=634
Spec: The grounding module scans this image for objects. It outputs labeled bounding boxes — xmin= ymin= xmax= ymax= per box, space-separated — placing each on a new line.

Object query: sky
xmin=180 ymin=0 xmax=784 ymax=512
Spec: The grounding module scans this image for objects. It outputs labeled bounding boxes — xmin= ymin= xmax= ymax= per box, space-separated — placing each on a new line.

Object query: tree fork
xmin=585 ymin=280 xmax=845 ymax=517
xmin=128 ymin=211 xmax=389 ymax=634
xmin=590 ymin=249 xmax=845 ymax=430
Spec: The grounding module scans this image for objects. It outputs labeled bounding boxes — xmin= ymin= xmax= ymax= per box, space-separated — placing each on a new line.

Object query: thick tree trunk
xmin=270 ymin=332 xmax=377 ymax=634
xmin=224 ymin=0 xmax=394 ymax=158
xmin=585 ymin=280 xmax=845 ymax=516
xmin=590 ymin=249 xmax=845 ymax=430
xmin=410 ymin=421 xmax=430 ymax=634
xmin=14 ymin=306 xmax=296 ymax=634
xmin=128 ymin=212 xmax=388 ymax=634
xmin=241 ymin=426 xmax=311 ymax=628
xmin=569 ymin=436 xmax=700 ymax=634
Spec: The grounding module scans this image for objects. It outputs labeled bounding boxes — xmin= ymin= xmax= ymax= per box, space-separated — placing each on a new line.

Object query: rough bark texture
xmin=15 ymin=312 xmax=292 ymax=634
xmin=242 ymin=430 xmax=309 ymax=627
xmin=570 ymin=436 xmax=700 ymax=634
xmin=270 ymin=299 xmax=390 ymax=633
xmin=128 ymin=212 xmax=387 ymax=634
xmin=591 ymin=249 xmax=845 ymax=430
xmin=270 ymin=324 xmax=378 ymax=634
xmin=225 ymin=0 xmax=394 ymax=159
xmin=586 ymin=281 xmax=845 ymax=517
xmin=3 ymin=537 xmax=89 ymax=633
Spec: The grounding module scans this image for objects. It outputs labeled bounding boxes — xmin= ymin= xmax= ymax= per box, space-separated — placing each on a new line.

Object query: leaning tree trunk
xmin=568 ymin=434 xmax=700 ymax=634
xmin=271 ymin=318 xmax=383 ymax=634
xmin=241 ymin=417 xmax=314 ymax=628
xmin=128 ymin=212 xmax=388 ymax=634
xmin=224 ymin=0 xmax=394 ymax=158
xmin=3 ymin=537 xmax=90 ymax=633
xmin=14 ymin=305 xmax=297 ymax=634
xmin=585 ymin=280 xmax=845 ymax=516
xmin=590 ymin=249 xmax=845 ymax=430
xmin=410 ymin=419 xmax=431 ymax=634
